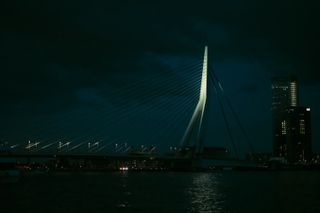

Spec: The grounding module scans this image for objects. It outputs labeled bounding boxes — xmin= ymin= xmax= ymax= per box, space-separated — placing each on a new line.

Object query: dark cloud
xmin=238 ymin=83 xmax=259 ymax=93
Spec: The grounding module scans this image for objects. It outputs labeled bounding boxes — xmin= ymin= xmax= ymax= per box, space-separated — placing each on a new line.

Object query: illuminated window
xmin=281 ymin=120 xmax=287 ymax=135
xmin=299 ymin=119 xmax=305 ymax=135
xmin=290 ymin=82 xmax=297 ymax=106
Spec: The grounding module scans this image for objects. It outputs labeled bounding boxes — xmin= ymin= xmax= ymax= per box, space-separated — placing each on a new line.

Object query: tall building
xmin=272 ymin=76 xmax=298 ymax=157
xmin=285 ymin=107 xmax=312 ymax=162
xmin=271 ymin=76 xmax=312 ymax=162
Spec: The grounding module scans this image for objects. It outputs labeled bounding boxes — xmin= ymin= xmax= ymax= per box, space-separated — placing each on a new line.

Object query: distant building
xmin=271 ymin=76 xmax=312 ymax=162
xmin=285 ymin=107 xmax=312 ymax=162
xmin=272 ymin=76 xmax=298 ymax=157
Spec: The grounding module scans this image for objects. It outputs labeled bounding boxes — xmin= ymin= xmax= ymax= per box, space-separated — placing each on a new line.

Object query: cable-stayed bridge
xmin=0 ymin=46 xmax=256 ymax=170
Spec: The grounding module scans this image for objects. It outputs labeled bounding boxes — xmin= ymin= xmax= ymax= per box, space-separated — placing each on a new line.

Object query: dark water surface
xmin=2 ymin=171 xmax=320 ymax=213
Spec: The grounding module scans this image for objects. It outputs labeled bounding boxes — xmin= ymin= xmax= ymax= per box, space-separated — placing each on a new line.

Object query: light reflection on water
xmin=3 ymin=171 xmax=320 ymax=213
xmin=116 ymin=171 xmax=132 ymax=209
xmin=188 ymin=173 xmax=226 ymax=213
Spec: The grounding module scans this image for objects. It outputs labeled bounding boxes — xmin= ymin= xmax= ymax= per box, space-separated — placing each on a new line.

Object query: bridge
xmin=0 ymin=46 xmax=256 ymax=171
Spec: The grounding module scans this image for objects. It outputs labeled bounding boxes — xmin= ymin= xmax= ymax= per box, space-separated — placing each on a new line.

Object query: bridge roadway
xmin=3 ymin=152 xmax=175 ymax=161
xmin=1 ymin=152 xmax=260 ymax=170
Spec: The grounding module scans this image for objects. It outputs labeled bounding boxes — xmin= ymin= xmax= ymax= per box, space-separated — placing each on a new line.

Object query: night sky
xmin=1 ymin=0 xmax=319 ymax=154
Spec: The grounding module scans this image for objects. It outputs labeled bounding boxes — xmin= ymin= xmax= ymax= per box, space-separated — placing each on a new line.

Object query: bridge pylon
xmin=180 ymin=46 xmax=208 ymax=156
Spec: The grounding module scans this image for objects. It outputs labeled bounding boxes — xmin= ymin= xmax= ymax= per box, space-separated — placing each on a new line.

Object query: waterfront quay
xmin=3 ymin=152 xmax=193 ymax=172
xmin=3 ymin=151 xmax=320 ymax=174
xmin=1 ymin=150 xmax=261 ymax=173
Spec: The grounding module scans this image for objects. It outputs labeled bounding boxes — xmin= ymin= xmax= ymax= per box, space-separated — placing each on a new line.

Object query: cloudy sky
xmin=1 ymin=0 xmax=319 ymax=154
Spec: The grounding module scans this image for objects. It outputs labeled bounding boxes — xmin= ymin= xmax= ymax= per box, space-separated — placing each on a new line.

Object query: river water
xmin=2 ymin=171 xmax=320 ymax=213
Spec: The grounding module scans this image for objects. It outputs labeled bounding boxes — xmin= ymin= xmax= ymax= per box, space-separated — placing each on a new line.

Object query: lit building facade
xmin=271 ymin=76 xmax=312 ymax=162
xmin=285 ymin=107 xmax=312 ymax=162
xmin=272 ymin=76 xmax=298 ymax=158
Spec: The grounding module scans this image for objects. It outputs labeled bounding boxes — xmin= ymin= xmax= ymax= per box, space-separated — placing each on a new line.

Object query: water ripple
xmin=187 ymin=173 xmax=227 ymax=213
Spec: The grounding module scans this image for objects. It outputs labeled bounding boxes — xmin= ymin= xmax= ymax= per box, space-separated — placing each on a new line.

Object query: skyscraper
xmin=285 ymin=107 xmax=312 ymax=162
xmin=272 ymin=76 xmax=298 ymax=158
xmin=271 ymin=76 xmax=312 ymax=162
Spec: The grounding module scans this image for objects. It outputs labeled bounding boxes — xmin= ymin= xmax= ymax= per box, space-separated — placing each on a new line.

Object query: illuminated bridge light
xmin=119 ymin=166 xmax=129 ymax=171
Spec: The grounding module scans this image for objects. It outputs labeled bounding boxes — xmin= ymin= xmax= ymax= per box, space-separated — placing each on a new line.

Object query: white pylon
xmin=180 ymin=46 xmax=208 ymax=152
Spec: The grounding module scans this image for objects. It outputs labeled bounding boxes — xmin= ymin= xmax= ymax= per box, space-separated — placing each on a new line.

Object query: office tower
xmin=285 ymin=107 xmax=312 ymax=162
xmin=271 ymin=76 xmax=312 ymax=162
xmin=272 ymin=76 xmax=298 ymax=158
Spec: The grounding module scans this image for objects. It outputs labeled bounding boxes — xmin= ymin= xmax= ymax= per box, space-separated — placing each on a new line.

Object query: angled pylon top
xmin=199 ymin=46 xmax=208 ymax=103
xmin=180 ymin=46 xmax=208 ymax=151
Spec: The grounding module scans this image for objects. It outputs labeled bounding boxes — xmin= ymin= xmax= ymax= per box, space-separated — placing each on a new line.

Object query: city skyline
xmin=1 ymin=1 xmax=319 ymax=154
xmin=272 ymin=76 xmax=312 ymax=162
xmin=2 ymin=2 xmax=320 ymax=213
